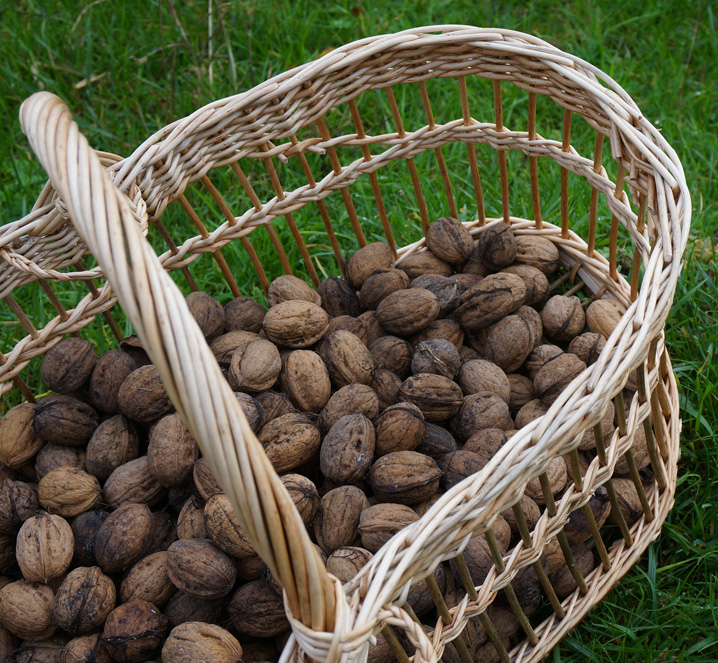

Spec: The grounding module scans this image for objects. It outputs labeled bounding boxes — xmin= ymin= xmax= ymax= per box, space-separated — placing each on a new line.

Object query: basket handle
xmin=19 ymin=92 xmax=338 ymax=633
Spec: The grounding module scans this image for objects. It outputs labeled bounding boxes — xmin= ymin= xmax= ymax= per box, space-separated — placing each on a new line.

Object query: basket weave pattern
xmin=2 ymin=26 xmax=689 ymax=663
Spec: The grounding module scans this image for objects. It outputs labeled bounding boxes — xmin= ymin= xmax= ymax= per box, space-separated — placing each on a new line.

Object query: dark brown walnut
xmin=0 ymin=626 xmax=13 ymax=663
xmin=399 ymin=374 xmax=464 ymax=422
xmin=204 ymin=493 xmax=255 ymax=558
xmin=0 ymin=480 xmax=38 ymax=534
xmin=345 ymin=242 xmax=395 ymax=289
xmin=320 ymin=414 xmax=375 ymax=484
xmin=167 ymin=483 xmax=194 ymax=515
xmin=505 ymin=562 xmax=546 ymax=616
xmin=369 ymin=369 xmax=401 ymax=411
xmin=41 ymin=337 xmax=98 ymax=395
xmin=258 ymin=413 xmax=321 ymax=473
xmin=319 ymin=330 xmax=374 ymax=388
xmin=279 ymin=350 xmax=332 ymax=412
xmin=514 ymin=235 xmax=560 ymax=274
xmin=16 ymin=512 xmax=74 ymax=583
xmin=454 ymin=273 xmax=527 ymax=331
xmin=452 ymin=393 xmax=512 ymax=441
xmin=369 ymin=336 xmax=413 ymax=379
xmin=0 ymin=403 xmax=45 ymax=469
xmin=374 ymin=402 xmax=425 ymax=457
xmin=235 ymin=555 xmax=266 ymax=583
xmin=209 ymin=331 xmax=258 ymax=365
xmin=39 ymin=468 xmax=101 ymax=517
xmin=615 ymin=418 xmax=651 ymax=474
xmin=232 ymin=392 xmax=265 ymax=433
xmin=439 ymin=450 xmax=486 ymax=489
xmin=62 ymin=633 xmax=113 ymax=663
xmin=95 ymin=503 xmax=153 ymax=573
xmin=72 ymin=510 xmax=108 ymax=567
xmin=318 ymin=277 xmax=361 ymax=318
xmin=454 ymin=272 xmax=484 ymax=294
xmin=357 ymin=310 xmax=385 ymax=346
xmin=254 ymin=391 xmax=296 ymax=424
xmin=416 ymin=422 xmax=458 ymax=459
xmin=224 ymin=297 xmax=266 ymax=334
xmin=548 ymin=543 xmax=595 ymax=598
xmin=103 ymin=457 xmax=166 ymax=509
xmin=407 ymin=566 xmax=447 ymax=617
xmin=425 ymin=216 xmax=474 ymax=264
xmin=35 ymin=443 xmax=85 ymax=480
xmin=478 ymin=221 xmax=517 ymax=269
xmin=525 ymin=457 xmax=568 ymax=505
xmin=458 ymin=359 xmax=511 ymax=403
xmin=166 ymin=539 xmax=236 ymax=599
xmin=101 ymin=601 xmax=169 ymax=663
xmin=358 ymin=503 xmax=420 ymax=553
xmin=586 ymin=298 xmax=624 ymax=338
xmin=501 ymin=264 xmax=549 ymax=307
xmin=34 ymin=395 xmax=99 ymax=447
xmin=192 ymin=458 xmax=222 ymax=501
xmin=326 ymin=315 xmax=368 ymax=344
xmin=162 ymin=622 xmax=243 ymax=663
xmin=359 ymin=268 xmax=410 ymax=310
xmin=186 ymin=291 xmax=224 ymax=340
xmin=484 ymin=314 xmax=534 ymax=373
xmin=228 ymin=579 xmax=288 ymax=638
xmin=525 ymin=344 xmax=564 ymax=381
xmin=280 ymin=474 xmax=320 ymax=526
xmin=14 ymin=636 xmax=69 ymax=663
xmin=118 ymin=337 xmax=150 ymax=369
xmin=0 ymin=533 xmax=18 ymax=572
xmin=262 ymin=300 xmax=329 ymax=348
xmin=163 ymin=591 xmax=223 ymax=629
xmin=578 ymin=401 xmax=615 ymax=451
xmin=148 ymin=512 xmax=177 ymax=553
xmin=464 ymin=327 xmax=487 ymax=355
xmin=314 ymin=486 xmax=369 ymax=554
xmin=541 ymin=295 xmax=586 ymax=342
xmin=507 ymin=374 xmax=536 ymax=413
xmin=326 ymin=546 xmax=372 ymax=583
xmin=411 ymin=339 xmax=461 ymax=380
xmin=534 ymin=353 xmax=587 ymax=405
xmin=177 ymin=497 xmax=208 ymax=540
xmin=368 ymin=451 xmax=441 ymax=505
xmin=85 ymin=415 xmax=139 ymax=482
xmin=398 ymin=250 xmax=453 ymax=279
xmin=410 ymin=274 xmax=461 ymax=317
xmin=0 ymin=580 xmax=56 ymax=641
xmin=376 ymin=289 xmax=440 ymax=337
xmin=501 ymin=494 xmax=541 ymax=536
xmin=464 ymin=428 xmax=508 ymax=465
xmin=228 ymin=339 xmax=281 ymax=392
xmin=318 ymin=383 xmax=379 ymax=432
xmin=120 ymin=552 xmax=176 ymax=608
xmin=117 ymin=366 xmax=173 ymax=424
xmin=609 ymin=478 xmax=644 ymax=527
xmin=411 ymin=318 xmax=465 ymax=350
xmin=460 ymin=240 xmax=490 ymax=277
xmin=267 ymin=275 xmax=321 ymax=308
xmin=516 ymin=304 xmax=543 ymax=349
xmin=515 ymin=398 xmax=549 ymax=428
xmin=568 ymin=332 xmax=606 ymax=365
xmin=564 ymin=486 xmax=611 ymax=544
xmin=451 ymin=535 xmax=496 ymax=586
xmin=54 ymin=566 xmax=116 ymax=635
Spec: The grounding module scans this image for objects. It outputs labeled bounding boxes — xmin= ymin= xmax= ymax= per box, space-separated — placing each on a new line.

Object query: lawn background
xmin=1 ymin=0 xmax=717 ymax=660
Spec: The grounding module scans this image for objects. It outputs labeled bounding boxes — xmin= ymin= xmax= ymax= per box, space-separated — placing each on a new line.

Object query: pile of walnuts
xmin=0 ymin=217 xmax=649 ymax=663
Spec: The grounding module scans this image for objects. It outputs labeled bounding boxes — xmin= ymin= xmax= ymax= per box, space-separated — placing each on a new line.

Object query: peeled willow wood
xmin=3 ymin=26 xmax=689 ymax=663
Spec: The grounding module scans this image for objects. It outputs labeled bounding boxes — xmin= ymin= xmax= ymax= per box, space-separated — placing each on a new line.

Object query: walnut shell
xmin=14 ymin=635 xmax=69 ymax=663
xmin=267 ymin=275 xmax=321 ymax=308
xmin=501 ymin=494 xmax=541 ymax=536
xmin=439 ymin=450 xmax=486 ymax=489
xmin=89 ymin=351 xmax=138 ymax=416
xmin=320 ymin=414 xmax=375 ymax=484
xmin=358 ymin=503 xmax=419 ymax=553
xmin=186 ymin=292 xmax=224 ymax=340
xmin=451 ymin=535 xmax=495 ymax=586
xmin=61 ymin=633 xmax=113 ymax=663
xmin=163 ymin=591 xmax=223 ymax=629
xmin=548 ymin=543 xmax=595 ymax=598
xmin=54 ymin=566 xmax=116 ymax=635
xmin=568 ymin=332 xmax=606 ymax=365
xmin=16 ymin=512 xmax=73 ymax=583
xmin=507 ymin=374 xmax=536 ymax=413
xmin=609 ymin=478 xmax=644 ymax=527
xmin=148 ymin=512 xmax=177 ymax=554
xmin=501 ymin=264 xmax=549 ymax=307
xmin=398 ymin=250 xmax=453 ymax=279
xmin=117 ymin=366 xmax=173 ymax=423
xmin=162 ymin=622 xmax=243 ymax=663
xmin=457 ymin=360 xmax=511 ymax=403
xmin=368 ymin=451 xmax=441 ymax=505
xmin=484 ymin=314 xmax=534 ymax=373
xmin=1 ymin=404 xmax=45 ymax=471
xmin=166 ymin=539 xmax=236 ymax=599
xmin=369 ymin=336 xmax=413 ymax=379
xmin=38 ymin=468 xmax=100 ymax=518
xmin=326 ymin=316 xmax=368 ymax=345
xmin=41 ymin=338 xmax=98 ymax=395
xmin=85 ymin=415 xmax=139 ymax=482
xmin=261 ymin=300 xmax=329 ymax=348
xmin=101 ymin=601 xmax=169 ymax=663
xmin=541 ymin=295 xmax=586 ymax=342
xmin=103 ymin=457 xmax=166 ymax=509
xmin=209 ymin=331 xmax=259 ymax=365
xmin=376 ymin=289 xmax=440 ymax=337
xmin=177 ymin=497 xmax=207 ymax=540
xmin=95 ymin=503 xmax=153 ymax=573
xmin=454 ymin=272 xmax=485 ymax=294
xmin=145 ymin=414 xmax=199 ymax=488
xmin=254 ymin=391 xmax=296 ymax=424
xmin=478 ymin=221 xmax=517 ymax=269
xmin=409 ymin=275 xmax=461 ymax=316
xmin=425 ymin=217 xmax=474 ymax=264
xmin=318 ymin=383 xmax=379 ymax=432
xmin=578 ymin=400 xmax=615 ymax=451
xmin=233 ymin=392 xmax=266 ymax=433
xmin=357 ymin=310 xmax=385 ymax=346
xmin=359 ymin=268 xmax=410 ymax=310
xmin=120 ymin=552 xmax=176 ymax=608
xmin=319 ymin=330 xmax=374 ymax=388
xmin=514 ymin=398 xmax=549 ymax=428
xmin=35 ymin=444 xmax=85 ymax=480
xmin=534 ymin=353 xmax=587 ymax=405
xmin=317 ymin=278 xmax=361 ymax=318
xmin=398 ymin=374 xmax=464 ymax=422
xmin=586 ymin=298 xmax=625 ymax=338
xmin=204 ymin=494 xmax=255 ymax=558
xmin=258 ymin=413 xmax=321 ymax=473
xmin=514 ymin=235 xmax=560 ymax=274
xmin=34 ymin=395 xmax=99 ymax=447
xmin=452 ymin=393 xmax=512 ymax=441
xmin=515 ymin=305 xmax=543 ymax=349
xmin=345 ymin=242 xmax=395 ymax=289
xmin=224 ymin=297 xmax=266 ymax=334
xmin=280 ymin=474 xmax=320 ymax=526
xmin=410 ymin=318 xmax=465 ymax=350
xmin=525 ymin=344 xmax=564 ymax=380
xmin=192 ymin=459 xmax=222 ymax=501
xmin=0 ymin=479 xmax=38 ymax=534
xmin=564 ymin=486 xmax=611 ymax=544
xmin=229 ymin=339 xmax=281 ymax=392
xmin=454 ymin=273 xmax=527 ymax=330
xmin=0 ymin=580 xmax=55 ymax=641
xmin=411 ymin=339 xmax=461 ymax=379
xmin=416 ymin=422 xmax=458 ymax=460
xmin=615 ymin=422 xmax=650 ymax=474
xmin=279 ymin=350 xmax=332 ymax=412
xmin=326 ymin=546 xmax=373 ymax=583
xmin=228 ymin=579 xmax=288 ymax=638
xmin=374 ymin=403 xmax=426 ymax=456
xmin=71 ymin=510 xmax=108 ymax=567
xmin=464 ymin=428 xmax=509 ymax=465
xmin=314 ymin=486 xmax=369 ymax=554
xmin=369 ymin=369 xmax=401 ymax=411
xmin=526 ymin=457 xmax=568 ymax=504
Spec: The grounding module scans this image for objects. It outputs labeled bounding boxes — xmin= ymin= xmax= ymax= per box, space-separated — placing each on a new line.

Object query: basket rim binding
xmin=6 ymin=25 xmax=689 ymax=663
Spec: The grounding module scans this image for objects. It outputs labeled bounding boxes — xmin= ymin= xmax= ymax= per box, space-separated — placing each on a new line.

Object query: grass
xmin=1 ymin=0 xmax=717 ymax=660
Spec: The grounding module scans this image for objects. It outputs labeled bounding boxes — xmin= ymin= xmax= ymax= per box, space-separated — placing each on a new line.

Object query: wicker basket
xmin=2 ymin=25 xmax=689 ymax=663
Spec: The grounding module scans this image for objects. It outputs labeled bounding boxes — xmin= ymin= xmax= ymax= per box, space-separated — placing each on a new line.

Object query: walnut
xmin=439 ymin=450 xmax=486 ymax=489
xmin=38 ymin=468 xmax=101 ymax=517
xmin=233 ymin=392 xmax=266 ymax=433
xmin=501 ymin=494 xmax=541 ymax=536
xmin=41 ymin=338 xmax=98 ymax=394
xmin=16 ymin=512 xmax=73 ymax=583
xmin=368 ymin=451 xmax=441 ymax=505
xmin=33 ymin=395 xmax=99 ymax=447
xmin=95 ymin=503 xmax=154 ymax=573
xmin=313 ymin=486 xmax=369 ymax=555
xmin=279 ymin=350 xmax=332 ymax=412
xmin=267 ymin=275 xmax=321 ymax=308
xmin=88 ymin=349 xmax=138 ymax=414
xmin=254 ymin=391 xmax=296 ymax=424
xmin=228 ymin=339 xmax=281 ymax=392
xmin=35 ymin=443 xmax=85 ymax=480
xmin=186 ymin=291 xmax=224 ymax=340
xmin=0 ymin=479 xmax=38 ymax=534
xmin=358 ymin=503 xmax=419 ymax=553
xmin=262 ymin=300 xmax=329 ymax=348
xmin=478 ymin=221 xmax=517 ymax=269
xmin=319 ymin=330 xmax=374 ymax=388
xmin=451 ymin=393 xmax=512 ymax=441
xmin=326 ymin=546 xmax=373 ymax=584
xmin=177 ymin=497 xmax=207 ymax=540
xmin=258 ymin=413 xmax=321 ymax=473
xmin=103 ymin=457 xmax=166 ymax=509
xmin=359 ymin=268 xmax=410 ymax=310
xmin=192 ymin=458 xmax=222 ymax=501
xmin=369 ymin=369 xmax=401 ymax=411
xmin=224 ymin=297 xmax=266 ymax=333
xmin=345 ymin=242 xmax=395 ymax=289
xmin=71 ymin=510 xmax=108 ymax=567
xmin=280 ymin=474 xmax=320 ymax=526
xmin=425 ymin=216 xmax=474 ymax=263
xmin=526 ymin=457 xmax=568 ymax=504
xmin=548 ymin=543 xmax=595 ymax=598
xmin=451 ymin=535 xmax=496 ymax=586
xmin=369 ymin=336 xmax=413 ymax=379
xmin=454 ymin=273 xmax=526 ymax=330
xmin=120 ymin=552 xmax=176 ymax=608
xmin=410 ymin=318 xmax=465 ymax=350
xmin=204 ymin=493 xmax=255 ymax=558
xmin=586 ymin=298 xmax=625 ymax=338
xmin=398 ymin=250 xmax=453 ymax=279
xmin=320 ymin=414 xmax=375 ymax=484
xmin=228 ymin=579 xmax=288 ymax=638
xmin=209 ymin=330 xmax=258 ymax=365
xmin=0 ymin=403 xmax=45 ymax=469
xmin=317 ymin=277 xmax=361 ymax=318
xmin=411 ymin=339 xmax=461 ymax=380
xmin=101 ymin=601 xmax=169 ymax=663
xmin=166 ymin=539 xmax=236 ymax=599
xmin=376 ymin=289 xmax=441 ymax=336
xmin=374 ymin=403 xmax=426 ymax=457
xmin=398 ymin=374 xmax=464 ymax=422
xmin=409 ymin=274 xmax=461 ymax=316
xmin=457 ymin=360 xmax=511 ymax=403
xmin=54 ymin=566 xmax=116 ymax=635
xmin=484 ymin=314 xmax=535 ymax=373
xmin=568 ymin=332 xmax=606 ymax=365
xmin=514 ymin=235 xmax=560 ymax=274
xmin=541 ymin=295 xmax=586 ymax=342
xmin=357 ymin=310 xmax=386 ymax=345
xmin=525 ymin=344 xmax=564 ymax=380
xmin=578 ymin=401 xmax=615 ymax=451
xmin=609 ymin=478 xmax=644 ymax=527
xmin=117 ymin=365 xmax=174 ymax=423
xmin=318 ymin=383 xmax=379 ymax=432
xmin=162 ymin=622 xmax=243 ymax=663
xmin=163 ymin=591 xmax=223 ymax=629
xmin=464 ymin=428 xmax=509 ymax=466
xmin=501 ymin=264 xmax=549 ymax=306
xmin=85 ymin=415 xmax=139 ymax=482
xmin=514 ymin=398 xmax=549 ymax=428
xmin=534 ymin=353 xmax=587 ymax=405
xmin=416 ymin=422 xmax=458 ymax=459
xmin=0 ymin=580 xmax=56 ymax=641
xmin=326 ymin=315 xmax=368 ymax=345
xmin=61 ymin=633 xmax=113 ymax=663
xmin=506 ymin=374 xmax=536 ymax=413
